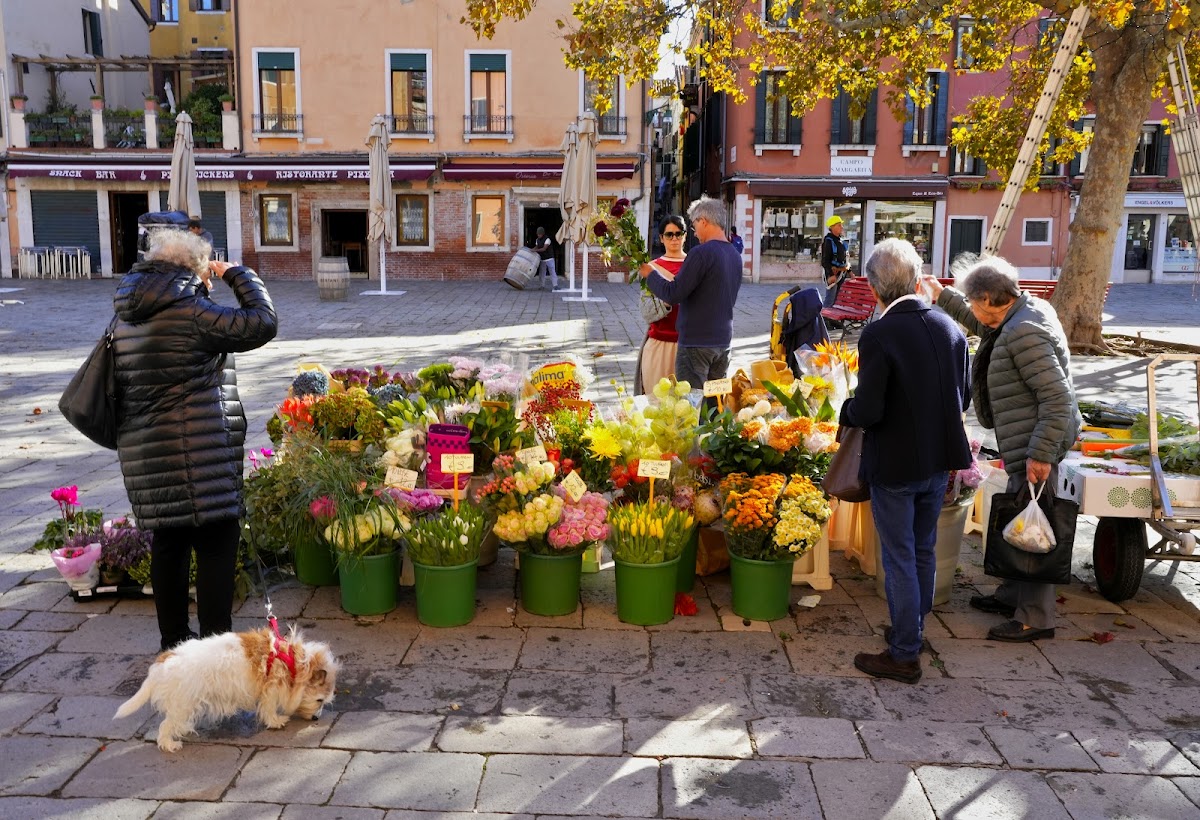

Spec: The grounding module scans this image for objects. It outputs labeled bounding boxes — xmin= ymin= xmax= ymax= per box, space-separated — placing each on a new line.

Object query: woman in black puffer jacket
xmin=113 ymin=229 xmax=277 ymax=651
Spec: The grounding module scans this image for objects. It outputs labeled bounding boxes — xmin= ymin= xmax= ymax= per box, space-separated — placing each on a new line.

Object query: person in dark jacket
xmin=112 ymin=229 xmax=277 ymax=651
xmin=840 ymin=239 xmax=972 ymax=684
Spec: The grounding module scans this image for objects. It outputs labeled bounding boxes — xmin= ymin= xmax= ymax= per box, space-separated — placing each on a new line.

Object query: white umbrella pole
xmin=559 ymin=238 xmax=581 ymax=293
xmin=563 ymin=241 xmax=607 ymax=303
xmin=379 ymin=237 xmax=387 ymax=294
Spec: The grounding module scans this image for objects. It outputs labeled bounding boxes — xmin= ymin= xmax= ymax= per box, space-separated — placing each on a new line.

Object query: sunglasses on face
xmin=662 ymin=231 xmax=685 ymax=238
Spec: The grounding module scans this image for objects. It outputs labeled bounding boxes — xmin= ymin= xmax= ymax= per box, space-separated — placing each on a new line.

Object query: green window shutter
xmin=469 ymin=53 xmax=507 ymax=72
xmin=863 ymin=90 xmax=878 ymax=144
xmin=390 ymin=53 xmax=426 ymax=72
xmin=754 ymin=73 xmax=767 ymax=143
xmin=1155 ymin=129 xmax=1171 ymax=176
xmin=830 ymin=93 xmax=844 ymax=144
xmin=258 ymin=52 xmax=295 ymax=71
xmin=933 ymin=73 xmax=949 ymax=144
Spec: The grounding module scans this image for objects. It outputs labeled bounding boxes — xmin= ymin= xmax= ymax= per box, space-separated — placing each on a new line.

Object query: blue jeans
xmin=870 ymin=472 xmax=949 ymax=663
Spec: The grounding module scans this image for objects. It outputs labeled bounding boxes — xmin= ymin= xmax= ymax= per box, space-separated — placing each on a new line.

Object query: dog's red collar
xmin=265 ymin=616 xmax=297 ymax=680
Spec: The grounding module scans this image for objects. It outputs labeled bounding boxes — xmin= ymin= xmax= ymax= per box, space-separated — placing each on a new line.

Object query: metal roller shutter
xmin=31 ymin=191 xmax=101 ymax=272
xmin=199 ymin=191 xmax=227 ymax=254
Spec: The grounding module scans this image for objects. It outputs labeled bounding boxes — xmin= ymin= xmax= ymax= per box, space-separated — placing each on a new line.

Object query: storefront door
xmin=833 ymin=200 xmax=863 ymax=275
xmin=1124 ymin=214 xmax=1155 ymax=282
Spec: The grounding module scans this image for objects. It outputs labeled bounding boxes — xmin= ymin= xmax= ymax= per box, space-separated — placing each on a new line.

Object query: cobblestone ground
xmin=2 ymin=278 xmax=1200 ymax=818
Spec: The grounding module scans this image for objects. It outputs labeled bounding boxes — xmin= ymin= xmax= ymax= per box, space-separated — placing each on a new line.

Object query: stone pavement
xmin=2 ymin=278 xmax=1200 ymax=818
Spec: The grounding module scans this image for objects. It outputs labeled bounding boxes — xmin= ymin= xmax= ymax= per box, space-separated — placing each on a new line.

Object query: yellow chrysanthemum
xmin=585 ymin=426 xmax=622 ymax=459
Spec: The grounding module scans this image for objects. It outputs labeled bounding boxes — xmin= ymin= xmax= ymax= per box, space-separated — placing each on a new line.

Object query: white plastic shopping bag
xmin=1002 ymin=481 xmax=1056 ymax=553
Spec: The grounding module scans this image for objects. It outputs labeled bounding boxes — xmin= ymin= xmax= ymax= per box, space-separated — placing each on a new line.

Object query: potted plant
xmin=218 ymin=93 xmax=234 ymax=112
xmin=310 ymin=387 xmax=387 ymax=452
xmin=722 ymin=473 xmax=830 ymax=621
xmin=607 ymin=501 xmax=696 ymax=625
xmin=405 ymin=503 xmax=486 ymax=626
xmin=90 ymin=95 xmax=104 ymax=110
xmin=97 ymin=518 xmax=153 ymax=585
xmin=144 ymin=94 xmax=158 ymax=112
xmin=33 ymin=486 xmax=104 ymax=553
xmin=51 ymin=535 xmax=102 ymax=592
xmin=10 ymin=94 xmax=27 ymax=111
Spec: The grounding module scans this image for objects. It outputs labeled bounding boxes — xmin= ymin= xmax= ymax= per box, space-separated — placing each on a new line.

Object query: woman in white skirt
xmin=635 ymin=215 xmax=688 ymax=394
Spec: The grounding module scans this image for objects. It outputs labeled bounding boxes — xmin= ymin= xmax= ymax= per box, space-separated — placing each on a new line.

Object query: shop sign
xmin=830 ymin=156 xmax=873 ymax=177
xmin=1124 ymin=194 xmax=1184 ymax=209
xmin=8 ymin=163 xmax=435 ymax=182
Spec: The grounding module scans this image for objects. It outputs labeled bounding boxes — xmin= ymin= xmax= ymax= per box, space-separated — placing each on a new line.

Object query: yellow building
xmin=147 ymin=0 xmax=234 ymax=103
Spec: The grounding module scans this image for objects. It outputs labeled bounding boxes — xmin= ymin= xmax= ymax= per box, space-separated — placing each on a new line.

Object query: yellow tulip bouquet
xmin=607 ymin=501 xmax=696 ymax=564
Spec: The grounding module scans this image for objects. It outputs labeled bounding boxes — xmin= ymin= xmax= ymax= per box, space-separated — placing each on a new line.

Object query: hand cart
xmin=1060 ymin=353 xmax=1200 ymax=601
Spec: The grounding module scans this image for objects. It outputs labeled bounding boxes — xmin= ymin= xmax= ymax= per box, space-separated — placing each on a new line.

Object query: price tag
xmin=561 ymin=470 xmax=587 ymax=503
xmin=797 ymin=380 xmax=815 ymax=398
xmin=385 ymin=466 xmax=418 ymax=491
xmin=440 ymin=453 xmax=474 ymax=474
xmin=703 ymin=378 xmax=733 ymax=397
xmin=480 ymin=400 xmax=510 ymax=411
xmin=515 ymin=444 xmax=548 ymax=464
xmin=637 ymin=459 xmax=672 ymax=479
xmin=562 ymin=399 xmax=593 ymax=414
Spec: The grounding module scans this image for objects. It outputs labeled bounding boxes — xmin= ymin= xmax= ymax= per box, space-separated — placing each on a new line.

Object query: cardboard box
xmin=1059 ymin=453 xmax=1200 ymax=518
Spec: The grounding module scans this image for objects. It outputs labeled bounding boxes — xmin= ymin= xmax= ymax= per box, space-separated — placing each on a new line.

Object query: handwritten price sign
xmin=703 ymin=378 xmax=733 ymax=397
xmin=561 ymin=471 xmax=587 ymax=503
xmin=385 ymin=467 xmax=418 ymax=491
xmin=636 ymin=459 xmax=672 ymax=479
xmin=515 ymin=444 xmax=548 ymax=464
xmin=440 ymin=453 xmax=475 ymax=474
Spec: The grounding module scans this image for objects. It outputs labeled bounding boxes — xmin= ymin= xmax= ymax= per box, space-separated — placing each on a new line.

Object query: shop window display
xmin=760 ymin=200 xmax=824 ymax=261
xmin=874 ymin=201 xmax=933 ymax=263
xmin=1164 ymin=213 xmax=1197 ymax=275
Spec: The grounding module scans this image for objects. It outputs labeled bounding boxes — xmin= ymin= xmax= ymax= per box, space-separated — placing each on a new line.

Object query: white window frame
xmin=254 ymin=192 xmax=299 ymax=253
xmin=467 ymin=191 xmax=509 ymax=251
xmin=463 ymin=50 xmax=513 ymax=143
xmin=251 ymin=47 xmax=303 ymax=138
xmin=1022 ymin=218 xmax=1053 ymax=247
xmin=579 ymin=72 xmax=628 ymax=143
xmin=902 ymin=70 xmax=949 ymax=157
xmin=955 ymin=17 xmax=976 ymax=70
xmin=393 ymin=193 xmax=434 ymax=252
xmin=155 ymin=0 xmax=180 ymax=24
xmin=385 ymin=48 xmax=434 ymax=142
xmin=194 ymin=0 xmax=229 ymax=13
xmin=754 ymin=67 xmax=801 ymax=156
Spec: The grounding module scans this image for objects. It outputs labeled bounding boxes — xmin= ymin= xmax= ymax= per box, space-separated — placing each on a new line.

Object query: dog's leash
xmin=247 ymin=546 xmax=297 ymax=680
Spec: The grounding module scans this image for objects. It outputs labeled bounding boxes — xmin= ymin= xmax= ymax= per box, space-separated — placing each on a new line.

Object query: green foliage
xmin=241 ymin=438 xmax=324 ymax=567
xmin=311 ymin=388 xmax=386 ymax=443
xmin=33 ymin=509 xmax=103 ymax=552
xmin=459 ymin=403 xmax=531 ymax=473
xmin=406 ymin=504 xmax=486 ymax=566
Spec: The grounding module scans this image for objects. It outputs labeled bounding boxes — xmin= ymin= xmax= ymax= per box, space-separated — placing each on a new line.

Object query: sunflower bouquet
xmin=607 ymin=501 xmax=696 ymax=564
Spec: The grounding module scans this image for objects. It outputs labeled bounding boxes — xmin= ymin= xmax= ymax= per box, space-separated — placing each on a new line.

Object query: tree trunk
xmin=1053 ymin=33 xmax=1166 ymax=351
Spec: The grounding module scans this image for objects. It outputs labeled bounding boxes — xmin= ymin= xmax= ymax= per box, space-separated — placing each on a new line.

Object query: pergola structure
xmin=10 ymin=53 xmax=235 ymax=105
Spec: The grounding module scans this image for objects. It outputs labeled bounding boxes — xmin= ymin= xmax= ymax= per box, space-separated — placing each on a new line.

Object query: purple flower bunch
xmin=332 ymin=366 xmax=406 ymax=391
xmin=548 ymin=490 xmax=611 ymax=551
xmin=383 ymin=487 xmax=444 ymax=516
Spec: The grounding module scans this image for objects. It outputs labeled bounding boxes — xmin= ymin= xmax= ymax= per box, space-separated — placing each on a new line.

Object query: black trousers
xmin=151 ymin=519 xmax=240 ymax=650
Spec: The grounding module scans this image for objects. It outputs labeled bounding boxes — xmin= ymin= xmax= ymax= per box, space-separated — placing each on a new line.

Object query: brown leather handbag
xmin=822 ymin=426 xmax=870 ymax=502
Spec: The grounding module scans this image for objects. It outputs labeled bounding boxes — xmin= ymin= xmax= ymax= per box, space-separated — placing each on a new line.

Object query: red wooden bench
xmin=820 ymin=277 xmax=876 ymax=335
xmin=936 ymin=279 xmax=1112 ymax=305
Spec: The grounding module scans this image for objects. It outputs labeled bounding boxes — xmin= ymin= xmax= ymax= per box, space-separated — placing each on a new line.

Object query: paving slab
xmin=401 ymin=625 xmax=524 ymax=670
xmin=0 ymin=581 xmax=68 ymax=612
xmin=932 ymin=637 xmax=1061 ymax=680
xmin=383 ymin=813 xmax=530 ymax=820
xmin=858 ymin=720 xmax=1003 ymax=765
xmin=810 ymin=760 xmax=934 ymax=820
xmin=649 ymin=593 xmax=723 ymax=632
xmin=500 ymin=669 xmax=616 ymax=717
xmin=651 ymin=631 xmax=790 ymax=674
xmin=321 ymin=711 xmax=442 ymax=752
xmin=748 ymin=673 xmax=891 ymax=720
xmin=439 ymin=714 xmax=623 ymax=755
xmin=873 ymin=678 xmax=1001 ymax=723
xmin=0 ymin=692 xmax=54 ymax=735
xmin=1066 ymin=612 xmax=1168 ymax=641
xmin=11 ymin=611 xmax=89 ymax=631
xmin=1100 ymin=680 xmax=1200 ymax=731
xmin=792 ymin=604 xmax=874 ymax=636
xmin=2 ymin=651 xmax=142 ymax=695
xmin=330 ymin=751 xmax=485 ymax=811
xmin=917 ymin=766 xmax=1071 ymax=820
xmin=1075 ymin=728 xmax=1200 ymax=775
xmin=517 ymin=627 xmax=649 ymax=674
xmin=0 ymin=609 xmax=24 ymax=629
xmin=0 ymin=629 xmax=62 ymax=676
xmin=153 ymin=802 xmax=282 ymax=819
xmin=0 ymin=797 xmax=159 ymax=820
xmin=1038 ymin=640 xmax=1177 ymax=690
xmin=1047 ymin=771 xmax=1200 ymax=820
xmin=983 ymin=725 xmax=1099 ymax=771
xmin=1173 ymin=731 xmax=1200 ymax=769
xmin=614 ymin=671 xmax=755 ymax=720
xmin=1173 ymin=777 xmax=1200 ymax=811
xmin=374 ymin=667 xmax=509 ymax=715
xmin=1056 ymin=585 xmax=1127 ymax=615
xmin=936 ymin=610 xmax=1012 ymax=640
xmin=62 ymin=740 xmax=246 ymax=800
xmin=20 ymin=694 xmax=148 ymax=740
xmin=298 ymin=617 xmax=420 ymax=675
xmin=477 ymin=754 xmax=659 ymax=816
xmin=751 ymin=716 xmax=864 ymax=759
xmin=1145 ymin=642 xmax=1200 ymax=683
xmin=301 ymin=586 xmax=357 ymax=620
xmin=0 ymin=734 xmax=100 ymax=795
xmin=626 ymin=717 xmax=753 ymax=758
xmin=282 ymin=807 xmax=384 ymax=820
xmin=54 ymin=614 xmax=164 ymax=655
xmin=225 ymin=747 xmax=352 ymax=804
xmin=981 ymin=679 xmax=1130 ymax=729
xmin=661 ymin=757 xmax=821 ymax=820
xmin=142 ymin=707 xmax=334 ymax=748
xmin=783 ymin=633 xmax=890 ymax=677
xmin=235 ymin=582 xmax=313 ymax=620
xmin=1123 ymin=606 xmax=1200 ymax=642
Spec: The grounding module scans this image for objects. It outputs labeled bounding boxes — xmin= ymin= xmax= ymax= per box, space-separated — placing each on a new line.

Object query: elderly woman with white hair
xmin=839 ymin=239 xmax=973 ymax=684
xmin=924 ymin=257 xmax=1080 ymax=644
xmin=112 ymin=229 xmax=277 ymax=651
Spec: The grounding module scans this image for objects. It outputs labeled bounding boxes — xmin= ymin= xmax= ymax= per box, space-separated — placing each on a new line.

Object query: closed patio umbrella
xmin=556 ymin=121 xmax=581 ymax=290
xmin=363 ymin=115 xmax=402 ymax=295
xmin=167 ymin=111 xmax=201 ymax=221
xmin=563 ymin=112 xmax=604 ymax=303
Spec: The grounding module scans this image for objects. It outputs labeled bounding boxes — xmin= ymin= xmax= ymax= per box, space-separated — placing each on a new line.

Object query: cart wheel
xmin=1092 ymin=517 xmax=1147 ymax=603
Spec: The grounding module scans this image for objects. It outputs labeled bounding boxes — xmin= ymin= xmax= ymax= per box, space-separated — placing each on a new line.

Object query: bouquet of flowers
xmin=945 ymin=440 xmax=986 ymax=506
xmin=33 ymin=486 xmax=104 ymax=552
xmin=544 ymin=489 xmax=611 ymax=556
xmin=50 ymin=536 xmax=102 ymax=591
xmin=99 ymin=517 xmax=153 ymax=577
xmin=477 ymin=456 xmax=567 ymax=551
xmin=405 ymin=503 xmax=487 ymax=567
xmin=607 ymin=501 xmax=696 ymax=564
xmin=720 ymin=472 xmax=831 ymax=561
xmin=588 ymin=198 xmax=649 ymax=283
xmin=773 ymin=475 xmax=832 ymax=559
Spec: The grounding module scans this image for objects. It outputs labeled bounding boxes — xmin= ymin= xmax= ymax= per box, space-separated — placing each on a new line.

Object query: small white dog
xmin=114 ymin=626 xmax=339 ymax=752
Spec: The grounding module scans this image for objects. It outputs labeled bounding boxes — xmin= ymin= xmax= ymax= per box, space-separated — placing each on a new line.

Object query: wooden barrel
xmin=316 ymin=256 xmax=350 ymax=301
xmin=502 ymin=248 xmax=541 ymax=290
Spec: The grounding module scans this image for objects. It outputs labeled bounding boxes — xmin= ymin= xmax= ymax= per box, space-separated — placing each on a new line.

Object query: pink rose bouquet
xmin=547 ymin=490 xmax=611 ymax=554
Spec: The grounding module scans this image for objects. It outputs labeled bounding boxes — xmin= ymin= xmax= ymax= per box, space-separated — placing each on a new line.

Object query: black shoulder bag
xmin=59 ymin=317 xmax=120 ymax=450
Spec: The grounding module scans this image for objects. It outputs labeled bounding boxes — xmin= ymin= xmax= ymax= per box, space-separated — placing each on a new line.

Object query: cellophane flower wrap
xmin=50 ymin=540 xmax=102 ymax=579
xmin=478 ymin=456 xmax=565 ymax=552
xmin=607 ymin=501 xmax=696 ymax=564
xmin=544 ymin=487 xmax=611 ymax=556
xmin=945 ymin=439 xmax=986 ymax=506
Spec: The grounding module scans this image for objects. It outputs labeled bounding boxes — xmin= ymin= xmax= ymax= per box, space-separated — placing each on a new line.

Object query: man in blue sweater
xmin=638 ymin=196 xmax=742 ymax=402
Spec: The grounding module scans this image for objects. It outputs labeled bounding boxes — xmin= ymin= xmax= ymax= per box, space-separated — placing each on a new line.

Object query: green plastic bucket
xmin=293 ymin=536 xmax=338 ymax=587
xmin=413 ymin=559 xmax=478 ymax=627
xmin=338 ymin=550 xmax=398 ymax=616
xmin=675 ymin=528 xmax=699 ymax=593
xmin=614 ymin=556 xmax=681 ymax=626
xmin=729 ymin=552 xmax=795 ymax=621
xmin=520 ymin=551 xmax=583 ymax=616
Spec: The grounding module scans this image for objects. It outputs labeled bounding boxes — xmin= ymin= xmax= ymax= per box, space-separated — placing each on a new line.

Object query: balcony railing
xmin=159 ymin=112 xmax=223 ymax=148
xmin=463 ymin=114 xmax=513 ymax=135
xmin=25 ymin=114 xmax=92 ymax=148
xmin=104 ymin=113 xmax=145 ymax=148
xmin=390 ymin=113 xmax=434 ymax=135
xmin=253 ymin=112 xmax=303 ymax=135
xmin=597 ymin=115 xmax=628 ymax=137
